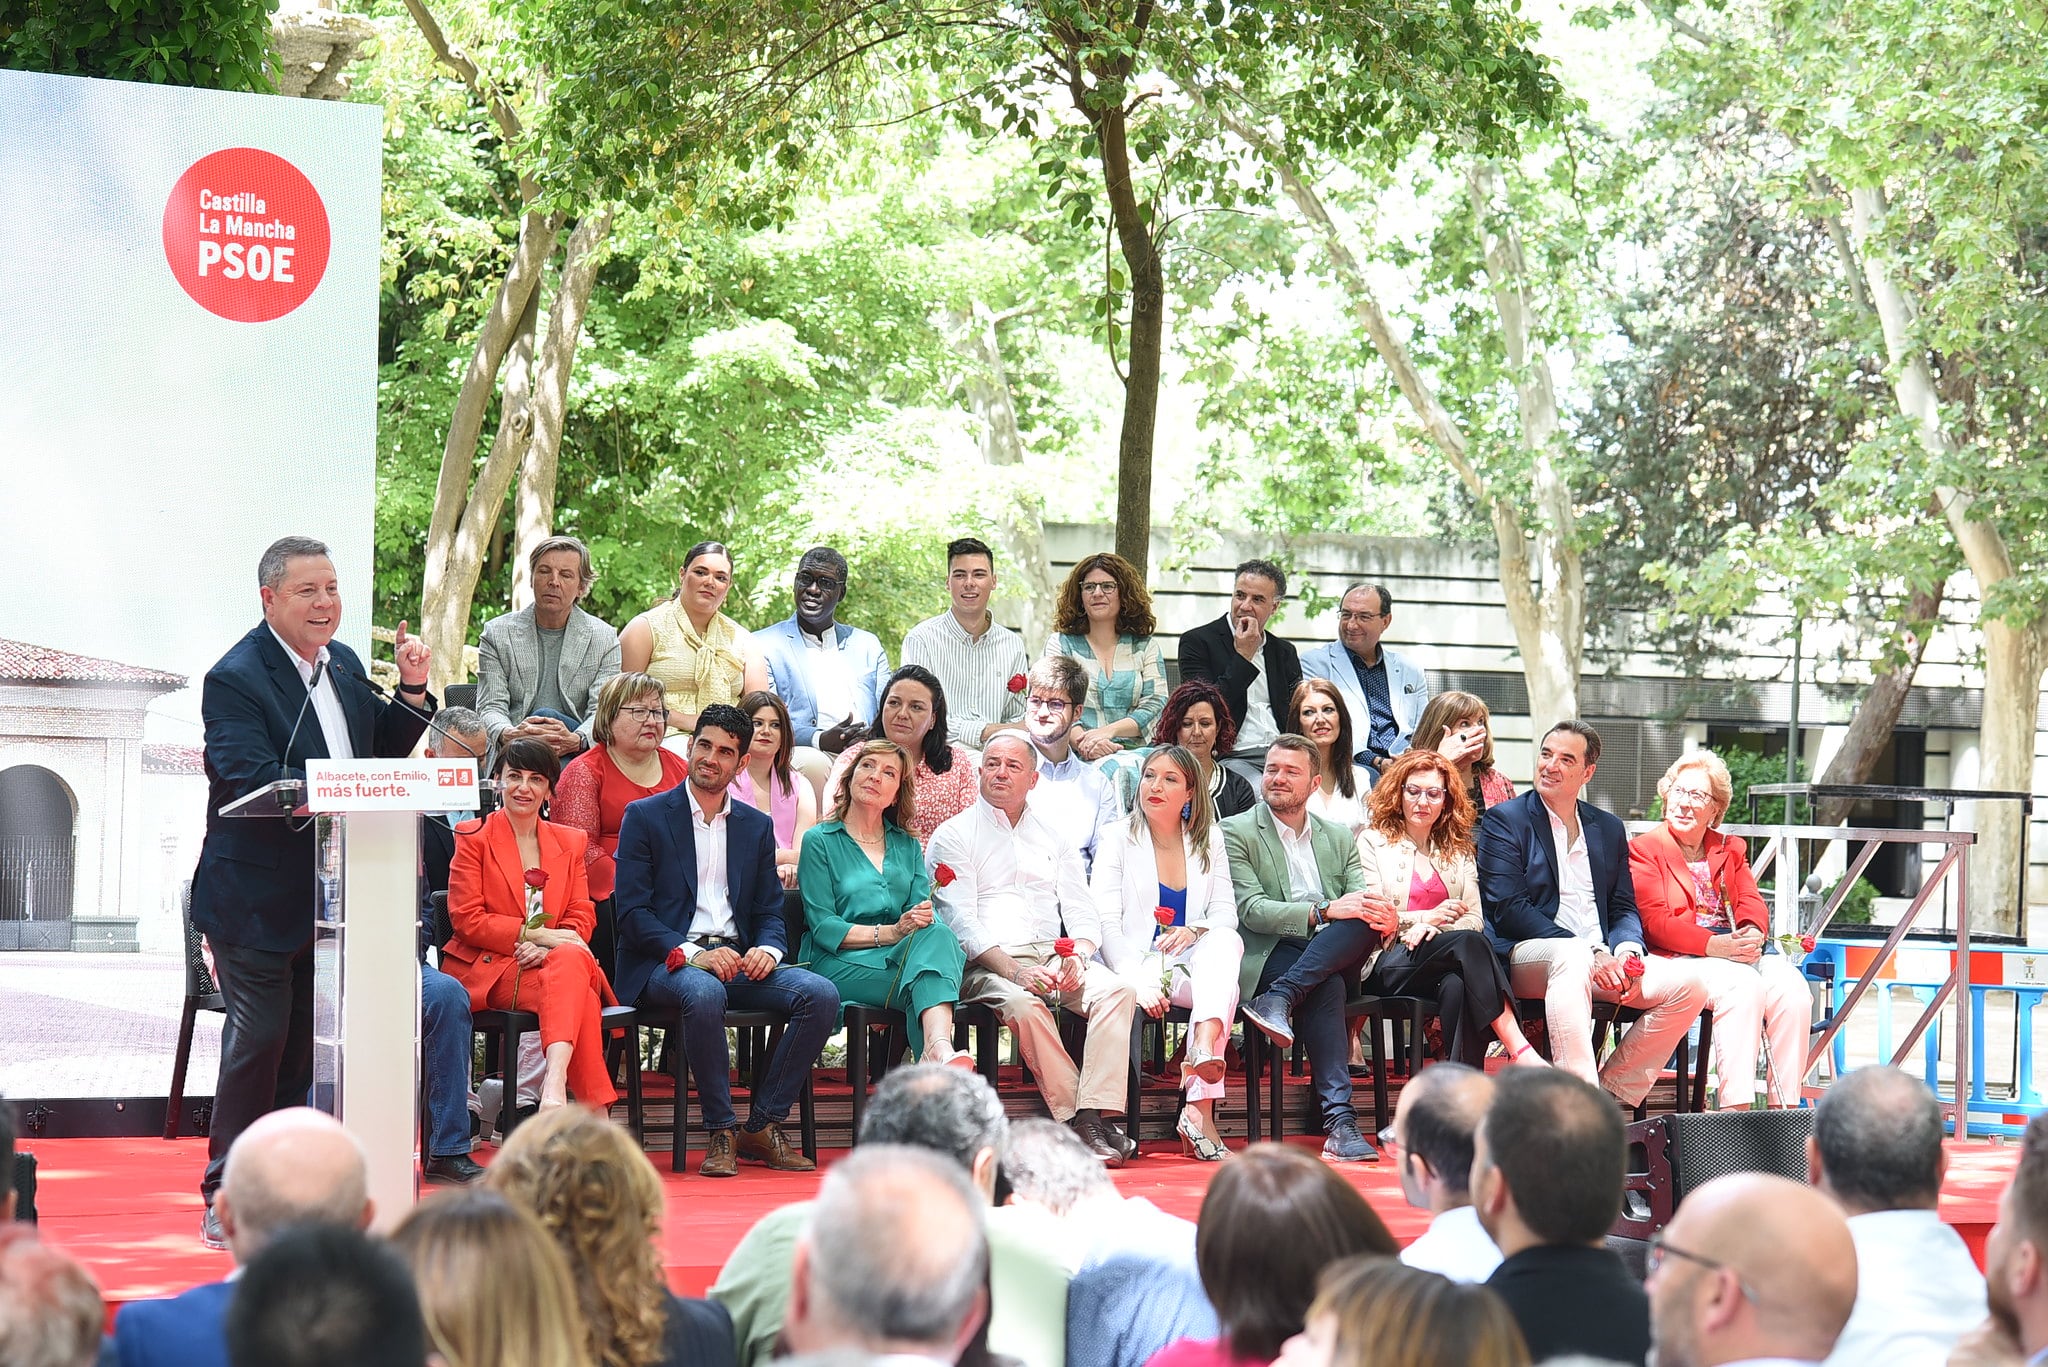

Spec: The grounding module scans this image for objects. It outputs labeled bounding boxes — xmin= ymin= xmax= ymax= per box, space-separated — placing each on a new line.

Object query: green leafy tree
xmin=0 ymin=0 xmax=278 ymax=90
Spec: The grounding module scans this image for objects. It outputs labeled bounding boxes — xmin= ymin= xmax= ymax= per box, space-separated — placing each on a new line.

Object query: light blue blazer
xmin=755 ymin=617 xmax=892 ymax=747
xmin=1297 ymin=640 xmax=1429 ymax=767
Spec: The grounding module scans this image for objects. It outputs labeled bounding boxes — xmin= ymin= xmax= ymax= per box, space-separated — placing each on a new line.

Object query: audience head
xmin=688 ymin=703 xmax=754 ymax=796
xmin=1288 ymin=679 xmax=1356 ymax=795
xmin=832 ymin=738 xmax=918 ymax=830
xmin=1280 ymin=1256 xmax=1529 ymax=1367
xmin=1153 ymin=678 xmax=1238 ymax=761
xmin=1128 ymin=745 xmax=1214 ymax=862
xmin=393 ymin=1189 xmax=589 ymax=1367
xmin=1232 ymin=559 xmax=1287 ymax=630
xmin=1368 ymin=750 xmax=1476 ymax=859
xmin=946 ymin=537 xmax=998 ymax=619
xmin=794 ymin=546 xmax=850 ymax=631
xmin=1658 ymin=750 xmax=1733 ymax=842
xmin=486 ymin=1108 xmax=666 ymax=1367
xmin=1000 ymin=1118 xmax=1117 ymax=1217
xmin=1023 ymin=656 xmax=1087 ymax=749
xmin=216 ymin=1106 xmax=372 ymax=1264
xmin=592 ymin=673 xmax=668 ymax=750
xmin=496 ymin=736 xmax=561 ymax=820
xmin=1195 ymin=1143 xmax=1397 ymax=1362
xmin=1261 ymin=736 xmax=1321 ymax=816
xmin=1471 ymin=1069 xmax=1623 ymax=1254
xmin=978 ymin=731 xmax=1040 ymax=817
xmin=1989 ymin=1112 xmax=2048 ymax=1352
xmin=1056 ymin=552 xmax=1155 ymax=637
xmin=673 ymin=541 xmax=736 ymax=622
xmin=0 ymin=1226 xmax=102 ymax=1367
xmin=1411 ymin=691 xmax=1498 ymax=774
xmin=1808 ymin=1065 xmax=1946 ymax=1215
xmin=0 ymin=1095 xmax=14 ymax=1222
xmin=1533 ymin=721 xmax=1601 ymax=808
xmin=858 ymin=1064 xmax=1010 ymax=1202
xmin=872 ymin=664 xmax=952 ymax=773
xmin=1335 ymin=583 xmax=1393 ymax=659
xmin=229 ymin=1222 xmax=428 ymax=1367
xmin=257 ymin=534 xmax=340 ymax=658
xmin=1392 ymin=1062 xmax=1494 ymax=1214
xmin=529 ymin=535 xmax=596 ymax=620
xmin=786 ymin=1144 xmax=989 ymax=1363
xmin=426 ymin=704 xmax=488 ymax=762
xmin=1647 ymin=1172 xmax=1857 ymax=1367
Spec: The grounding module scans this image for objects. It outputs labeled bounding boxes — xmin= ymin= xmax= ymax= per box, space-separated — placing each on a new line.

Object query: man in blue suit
xmin=614 ymin=703 xmax=839 ymax=1177
xmin=108 ymin=1108 xmax=373 ymax=1367
xmin=189 ymin=537 xmax=433 ymax=1246
xmin=1297 ymin=583 xmax=1430 ymax=781
xmin=1476 ymin=721 xmax=1705 ymax=1107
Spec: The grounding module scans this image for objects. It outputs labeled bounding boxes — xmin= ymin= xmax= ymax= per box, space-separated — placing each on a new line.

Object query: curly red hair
xmin=1366 ymin=750 xmax=1476 ymax=860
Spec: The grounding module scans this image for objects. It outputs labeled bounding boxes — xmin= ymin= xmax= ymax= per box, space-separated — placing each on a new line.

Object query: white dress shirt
xmin=269 ymin=625 xmax=353 ymax=761
xmin=1276 ymin=814 xmax=1326 ymax=902
xmin=1031 ymin=747 xmax=1123 ymax=871
xmin=801 ymin=625 xmax=860 ymax=731
xmin=901 ymin=610 xmax=1030 ymax=747
xmin=1400 ymin=1205 xmax=1501 ymax=1283
xmin=684 ymin=789 xmax=781 ymax=963
xmin=1546 ymin=806 xmax=1604 ymax=945
xmin=1237 ymin=654 xmax=1279 ymax=749
xmin=1823 ymin=1208 xmax=1986 ymax=1367
xmin=926 ymin=797 xmax=1099 ymax=959
xmin=1306 ymin=768 xmax=1373 ymax=835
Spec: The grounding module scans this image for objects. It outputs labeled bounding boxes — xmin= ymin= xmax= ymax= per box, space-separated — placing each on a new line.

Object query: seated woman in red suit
xmin=444 ymin=737 xmax=617 ymax=1112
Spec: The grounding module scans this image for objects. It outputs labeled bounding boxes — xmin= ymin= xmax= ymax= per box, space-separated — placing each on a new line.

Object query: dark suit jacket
xmin=1176 ymin=613 xmax=1301 ymax=741
xmin=191 ymin=625 xmax=433 ymax=954
xmin=611 ymin=784 xmax=785 ymax=1008
xmin=662 ymin=1291 xmax=738 ymax=1367
xmin=1487 ymin=1244 xmax=1650 ymax=1365
xmin=1477 ymin=788 xmax=1642 ymax=957
xmin=107 ymin=1279 xmax=234 ymax=1367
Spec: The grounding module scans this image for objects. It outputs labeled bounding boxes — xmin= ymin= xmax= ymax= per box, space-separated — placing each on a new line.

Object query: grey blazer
xmin=475 ymin=604 xmax=622 ymax=745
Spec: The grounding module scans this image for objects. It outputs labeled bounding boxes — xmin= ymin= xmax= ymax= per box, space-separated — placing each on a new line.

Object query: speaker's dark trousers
xmin=202 ymin=938 xmax=315 ymax=1201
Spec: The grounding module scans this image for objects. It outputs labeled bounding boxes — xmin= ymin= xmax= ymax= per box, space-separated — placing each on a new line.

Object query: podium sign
xmin=308 ymin=759 xmax=478 ymax=811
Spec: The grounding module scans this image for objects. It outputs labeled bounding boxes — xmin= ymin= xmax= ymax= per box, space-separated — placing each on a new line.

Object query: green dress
xmin=797 ymin=819 xmax=967 ymax=1057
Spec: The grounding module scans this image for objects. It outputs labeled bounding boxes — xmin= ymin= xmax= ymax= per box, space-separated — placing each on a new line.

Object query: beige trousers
xmin=1508 ymin=939 xmax=1708 ymax=1106
xmin=961 ymin=950 xmax=1136 ymax=1121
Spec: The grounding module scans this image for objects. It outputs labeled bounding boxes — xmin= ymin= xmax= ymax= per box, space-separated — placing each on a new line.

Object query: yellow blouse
xmin=644 ymin=601 xmax=748 ymax=731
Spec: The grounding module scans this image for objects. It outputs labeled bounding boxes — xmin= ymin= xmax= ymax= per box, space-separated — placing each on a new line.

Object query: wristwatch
xmin=1312 ymin=899 xmax=1330 ymax=929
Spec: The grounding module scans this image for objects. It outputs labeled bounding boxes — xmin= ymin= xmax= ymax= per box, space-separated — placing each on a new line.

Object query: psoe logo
xmin=438 ymin=768 xmax=470 ymax=788
xmin=162 ymin=147 xmax=331 ymax=322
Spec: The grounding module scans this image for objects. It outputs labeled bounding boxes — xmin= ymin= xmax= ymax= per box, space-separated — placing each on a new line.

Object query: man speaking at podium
xmin=189 ymin=536 xmax=435 ymax=1248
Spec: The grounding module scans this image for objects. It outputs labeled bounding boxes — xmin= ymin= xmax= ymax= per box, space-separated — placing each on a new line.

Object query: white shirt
xmin=269 ymin=625 xmax=353 ymax=761
xmin=1547 ymin=805 xmax=1603 ymax=944
xmin=1031 ymin=747 xmax=1123 ymax=872
xmin=684 ymin=789 xmax=781 ymax=963
xmin=1400 ymin=1205 xmax=1501 ymax=1283
xmin=1823 ymin=1209 xmax=1986 ymax=1367
xmin=1276 ymin=813 xmax=1326 ymax=902
xmin=801 ymin=625 xmax=860 ymax=731
xmin=1237 ymin=652 xmax=1279 ymax=750
xmin=926 ymin=797 xmax=1099 ymax=960
xmin=1307 ymin=769 xmax=1373 ymax=836
xmin=901 ymin=610 xmax=1030 ymax=747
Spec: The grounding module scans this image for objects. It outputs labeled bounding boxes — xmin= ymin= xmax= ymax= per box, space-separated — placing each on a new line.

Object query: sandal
xmin=1177 ymin=1105 xmax=1228 ymax=1161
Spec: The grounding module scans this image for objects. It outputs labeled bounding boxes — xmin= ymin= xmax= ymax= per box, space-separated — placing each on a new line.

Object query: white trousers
xmin=1152 ymin=926 xmax=1243 ymax=1103
xmin=1508 ymin=939 xmax=1708 ymax=1106
xmin=1671 ymin=953 xmax=1812 ymax=1107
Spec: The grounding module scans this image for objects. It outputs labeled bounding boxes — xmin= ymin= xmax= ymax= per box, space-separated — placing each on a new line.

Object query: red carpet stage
xmin=27 ymin=1134 xmax=2013 ymax=1312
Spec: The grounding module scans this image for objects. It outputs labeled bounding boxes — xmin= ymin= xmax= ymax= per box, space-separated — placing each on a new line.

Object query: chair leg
xmin=1269 ymin=1031 xmax=1287 ymax=1142
xmin=1693 ymin=1013 xmax=1714 ymax=1112
xmin=623 ymin=1025 xmax=645 ymax=1146
xmin=1125 ymin=1018 xmax=1144 ymax=1141
xmin=496 ymin=1027 xmax=526 ymax=1139
xmin=848 ymin=1023 xmax=870 ymax=1147
xmin=799 ymin=1071 xmax=818 ymax=1162
xmin=672 ymin=1027 xmax=691 ymax=1176
xmin=1243 ymin=1029 xmax=1264 ymax=1143
xmin=1408 ymin=1004 xmax=1428 ymax=1074
xmin=165 ymin=998 xmax=199 ymax=1141
xmin=1369 ymin=1016 xmax=1390 ymax=1134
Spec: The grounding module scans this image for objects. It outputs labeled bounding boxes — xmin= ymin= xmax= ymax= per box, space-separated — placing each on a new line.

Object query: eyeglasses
xmin=1079 ymin=581 xmax=1119 ymax=596
xmin=618 ymin=706 xmax=664 ymax=721
xmin=1337 ymin=610 xmax=1388 ymax=625
xmin=1026 ymin=695 xmax=1071 ymax=711
xmin=795 ymin=571 xmax=843 ymax=593
xmin=1646 ymin=1233 xmax=1760 ymax=1302
xmin=1402 ymin=784 xmax=1447 ymax=803
xmin=1667 ymin=785 xmax=1713 ymax=809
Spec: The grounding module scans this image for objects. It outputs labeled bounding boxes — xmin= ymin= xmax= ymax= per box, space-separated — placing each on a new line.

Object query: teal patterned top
xmin=1044 ymin=631 xmax=1168 ymax=749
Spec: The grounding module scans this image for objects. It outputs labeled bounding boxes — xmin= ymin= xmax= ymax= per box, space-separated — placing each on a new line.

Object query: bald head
xmin=217 ymin=1108 xmax=371 ymax=1263
xmin=1650 ymin=1173 xmax=1857 ymax=1367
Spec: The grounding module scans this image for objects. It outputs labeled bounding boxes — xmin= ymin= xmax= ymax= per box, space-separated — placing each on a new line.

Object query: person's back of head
xmin=1475 ymin=1069 xmax=1624 ymax=1248
xmin=1000 ymin=1117 xmax=1116 ymax=1218
xmin=860 ymin=1064 xmax=1010 ymax=1200
xmin=1196 ymin=1143 xmax=1397 ymax=1361
xmin=225 ymin=1222 xmax=426 ymax=1367
xmin=1810 ymin=1065 xmax=1945 ymax=1213
xmin=392 ymin=1188 xmax=592 ymax=1367
xmin=0 ymin=1225 xmax=102 ymax=1367
xmin=217 ymin=1106 xmax=372 ymax=1263
xmin=1397 ymin=1063 xmax=1493 ymax=1207
xmin=1293 ymin=1255 xmax=1529 ymax=1367
xmin=788 ymin=1144 xmax=989 ymax=1361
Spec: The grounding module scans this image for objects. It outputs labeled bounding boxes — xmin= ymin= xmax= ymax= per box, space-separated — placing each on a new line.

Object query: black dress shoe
xmin=201 ymin=1206 xmax=227 ymax=1251
xmin=424 ymin=1153 xmax=487 ymax=1184
xmin=1069 ymin=1114 xmax=1125 ymax=1167
xmin=1108 ymin=1120 xmax=1139 ymax=1160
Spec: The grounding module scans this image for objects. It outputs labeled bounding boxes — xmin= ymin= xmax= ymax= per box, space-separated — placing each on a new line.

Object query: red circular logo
xmin=161 ymin=148 xmax=330 ymax=322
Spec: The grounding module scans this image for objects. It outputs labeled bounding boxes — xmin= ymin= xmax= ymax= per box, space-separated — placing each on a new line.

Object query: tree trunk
xmin=947 ymin=302 xmax=1057 ymax=642
xmin=509 ymin=209 xmax=614 ymax=610
xmin=1813 ymin=581 xmax=1945 ymax=827
xmin=1091 ymin=98 xmax=1162 ymax=577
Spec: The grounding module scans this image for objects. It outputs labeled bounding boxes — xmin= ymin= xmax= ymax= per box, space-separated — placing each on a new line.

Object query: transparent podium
xmin=221 ymin=757 xmax=478 ymax=1228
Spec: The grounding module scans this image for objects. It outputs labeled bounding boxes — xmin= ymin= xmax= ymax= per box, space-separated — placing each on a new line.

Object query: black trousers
xmin=202 ymin=938 xmax=316 ymax=1201
xmin=1365 ymin=929 xmax=1511 ymax=1068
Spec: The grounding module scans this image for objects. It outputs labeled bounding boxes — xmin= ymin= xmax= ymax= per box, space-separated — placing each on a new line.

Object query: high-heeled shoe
xmin=1177 ymin=1105 xmax=1227 ymax=1161
xmin=1182 ymin=1041 xmax=1226 ymax=1087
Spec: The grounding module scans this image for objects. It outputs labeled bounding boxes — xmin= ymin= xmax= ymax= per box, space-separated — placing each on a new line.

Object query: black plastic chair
xmin=637 ymin=1003 xmax=818 ymax=1174
xmin=1242 ymin=993 xmax=1407 ymax=1142
xmin=950 ymin=1002 xmax=1008 ymax=1087
xmin=844 ymin=1003 xmax=909 ymax=1143
xmin=165 ymin=881 xmax=224 ymax=1140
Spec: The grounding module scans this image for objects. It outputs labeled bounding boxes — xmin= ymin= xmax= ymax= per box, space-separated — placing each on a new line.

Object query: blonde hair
xmin=591 ymin=672 xmax=666 ymax=746
xmin=486 ymin=1109 xmax=669 ymax=1367
xmin=1123 ymin=745 xmax=1215 ymax=870
xmin=392 ymin=1189 xmax=593 ymax=1367
xmin=1659 ymin=750 xmax=1733 ymax=826
xmin=828 ymin=738 xmax=918 ymax=830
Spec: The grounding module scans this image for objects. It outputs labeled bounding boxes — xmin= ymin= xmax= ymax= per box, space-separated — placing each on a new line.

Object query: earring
xmin=1181 ymin=800 xmax=1193 ymax=822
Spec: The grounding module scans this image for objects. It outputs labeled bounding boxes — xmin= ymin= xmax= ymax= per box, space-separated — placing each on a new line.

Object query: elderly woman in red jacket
xmin=1630 ymin=751 xmax=1810 ymax=1108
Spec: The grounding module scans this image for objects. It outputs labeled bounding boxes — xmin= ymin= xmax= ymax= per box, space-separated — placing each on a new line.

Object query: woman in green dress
xmin=797 ymin=738 xmax=972 ymax=1066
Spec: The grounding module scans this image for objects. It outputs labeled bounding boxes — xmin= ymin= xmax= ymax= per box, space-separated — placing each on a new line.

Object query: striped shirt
xmin=900 ymin=610 xmax=1029 ymax=747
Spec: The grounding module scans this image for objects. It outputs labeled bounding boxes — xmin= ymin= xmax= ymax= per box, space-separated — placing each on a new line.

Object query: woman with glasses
xmin=619 ymin=540 xmax=769 ymax=736
xmin=1631 ymin=751 xmax=1808 ymax=1108
xmin=1044 ymin=552 xmax=1168 ymax=760
xmin=1356 ymin=750 xmax=1542 ymax=1069
xmin=1412 ymin=691 xmax=1516 ymax=813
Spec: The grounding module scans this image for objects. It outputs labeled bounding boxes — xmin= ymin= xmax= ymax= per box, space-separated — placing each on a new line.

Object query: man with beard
xmin=1972 ymin=1112 xmax=2048 ymax=1364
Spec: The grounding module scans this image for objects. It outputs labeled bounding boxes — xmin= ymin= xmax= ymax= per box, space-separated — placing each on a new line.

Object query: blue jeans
xmin=1256 ymin=920 xmax=1381 ymax=1132
xmin=639 ymin=961 xmax=839 ymax=1131
xmin=421 ymin=963 xmax=473 ymax=1158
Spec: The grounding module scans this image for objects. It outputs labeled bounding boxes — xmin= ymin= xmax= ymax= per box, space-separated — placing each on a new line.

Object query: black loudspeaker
xmin=1615 ymin=1109 xmax=1814 ymax=1240
xmin=11 ymin=1151 xmax=35 ymax=1224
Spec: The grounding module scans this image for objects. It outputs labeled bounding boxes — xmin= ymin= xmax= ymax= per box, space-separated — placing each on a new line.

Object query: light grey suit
xmin=475 ymin=603 xmax=622 ymax=746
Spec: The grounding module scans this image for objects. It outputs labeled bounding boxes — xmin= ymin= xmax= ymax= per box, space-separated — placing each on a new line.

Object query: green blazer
xmin=1221 ymin=804 xmax=1369 ymax=1001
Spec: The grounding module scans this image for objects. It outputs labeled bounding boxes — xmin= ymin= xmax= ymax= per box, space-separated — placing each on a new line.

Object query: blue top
xmin=1157 ymin=882 xmax=1187 ymax=928
xmin=1347 ymin=648 xmax=1402 ymax=758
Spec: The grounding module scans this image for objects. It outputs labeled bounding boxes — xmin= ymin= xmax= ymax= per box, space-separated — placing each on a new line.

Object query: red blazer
xmin=1629 ymin=823 xmax=1769 ymax=957
xmin=442 ymin=809 xmax=602 ymax=999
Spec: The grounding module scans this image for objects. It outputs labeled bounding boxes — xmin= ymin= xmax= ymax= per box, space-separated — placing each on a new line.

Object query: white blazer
xmin=1090 ymin=820 xmax=1238 ymax=975
xmin=1356 ymin=827 xmax=1481 ymax=933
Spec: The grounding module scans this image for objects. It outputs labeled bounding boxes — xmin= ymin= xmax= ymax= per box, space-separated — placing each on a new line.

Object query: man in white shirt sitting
xmin=1391 ymin=1062 xmax=1502 ymax=1283
xmin=1811 ymin=1065 xmax=1986 ymax=1367
xmin=1016 ymin=655 xmax=1122 ymax=873
xmin=927 ymin=732 xmax=1139 ymax=1165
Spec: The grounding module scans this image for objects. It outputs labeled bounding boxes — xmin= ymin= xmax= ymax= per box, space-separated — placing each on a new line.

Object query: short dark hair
xmin=1265 ymin=734 xmax=1320 ymax=770
xmin=1482 ymin=1069 xmax=1624 ymax=1245
xmin=799 ymin=546 xmax=849 ymax=583
xmin=2009 ymin=1112 xmax=2048 ymax=1249
xmin=226 ymin=1223 xmax=426 ymax=1367
xmin=1401 ymin=1063 xmax=1489 ymax=1199
xmin=865 ymin=665 xmax=954 ymax=774
xmin=1234 ymin=559 xmax=1287 ymax=598
xmin=1815 ymin=1066 xmax=1946 ymax=1210
xmin=1540 ymin=719 xmax=1603 ymax=767
xmin=1342 ymin=582 xmax=1393 ymax=615
xmin=947 ymin=537 xmax=995 ymax=569
xmin=495 ymin=737 xmax=561 ymax=789
xmin=860 ymin=1065 xmax=1008 ymax=1176
xmin=694 ymin=703 xmax=756 ymax=752
xmin=1195 ymin=1144 xmax=1396 ymax=1360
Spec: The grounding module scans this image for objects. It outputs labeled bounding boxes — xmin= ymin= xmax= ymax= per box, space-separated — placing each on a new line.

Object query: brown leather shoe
xmin=736 ymin=1121 xmax=815 ymax=1172
xmin=1069 ymin=1113 xmax=1126 ymax=1167
xmin=700 ymin=1128 xmax=739 ymax=1178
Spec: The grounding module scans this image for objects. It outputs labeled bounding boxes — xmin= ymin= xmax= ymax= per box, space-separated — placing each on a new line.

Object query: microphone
xmin=280 ymin=657 xmax=327 ymax=779
xmin=327 ymin=658 xmax=478 ymax=763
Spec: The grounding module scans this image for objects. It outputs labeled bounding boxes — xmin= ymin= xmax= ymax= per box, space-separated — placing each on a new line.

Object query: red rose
xmin=1154 ymin=906 xmax=1176 ymax=928
xmin=1622 ymin=954 xmax=1646 ymax=979
xmin=1800 ymin=933 xmax=1817 ymax=953
xmin=523 ymin=868 xmax=549 ymax=890
xmin=1007 ymin=673 xmax=1027 ymax=693
xmin=1054 ymin=936 xmax=1076 ymax=959
xmin=933 ymin=863 xmax=957 ymax=888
